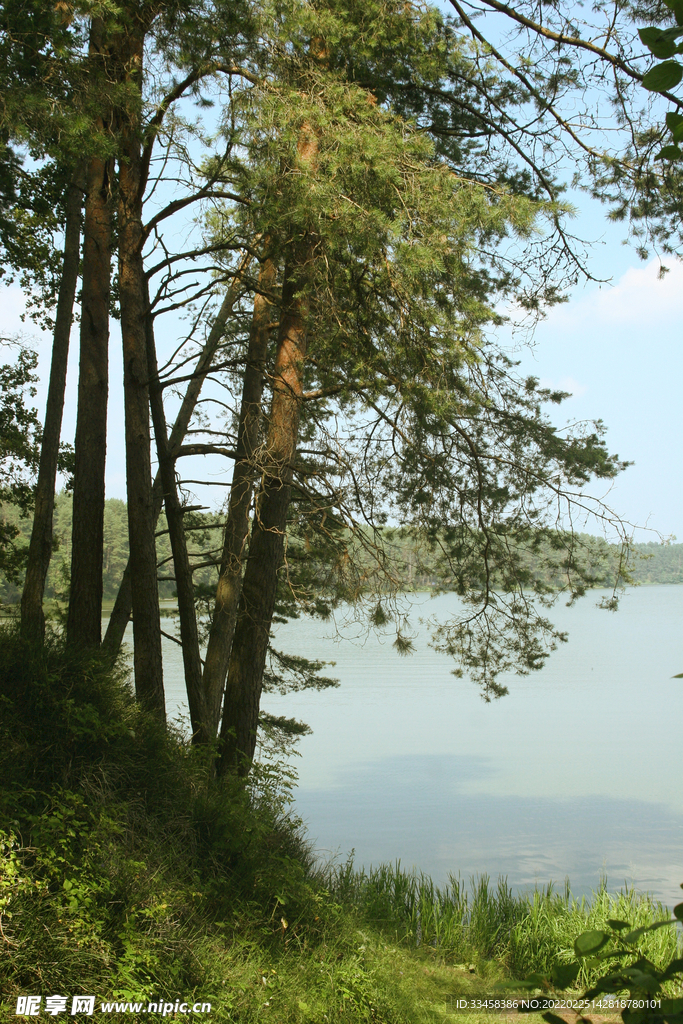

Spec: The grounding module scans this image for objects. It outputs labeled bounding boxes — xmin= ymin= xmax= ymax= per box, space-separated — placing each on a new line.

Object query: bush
xmin=0 ymin=625 xmax=325 ymax=1014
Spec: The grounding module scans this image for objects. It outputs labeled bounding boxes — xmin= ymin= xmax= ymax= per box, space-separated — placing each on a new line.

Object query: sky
xmin=509 ymin=199 xmax=683 ymax=542
xmin=2 ymin=187 xmax=682 ymax=541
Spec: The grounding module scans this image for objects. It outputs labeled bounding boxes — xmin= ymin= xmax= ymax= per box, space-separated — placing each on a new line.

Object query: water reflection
xmin=293 ymin=754 xmax=683 ymax=900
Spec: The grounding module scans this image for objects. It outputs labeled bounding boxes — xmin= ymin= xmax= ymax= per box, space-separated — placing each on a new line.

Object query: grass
xmin=0 ymin=623 xmax=680 ymax=1023
xmin=326 ymin=861 xmax=681 ymax=985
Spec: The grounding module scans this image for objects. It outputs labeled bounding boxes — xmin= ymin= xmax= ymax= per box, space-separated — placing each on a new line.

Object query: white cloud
xmin=548 ymin=257 xmax=683 ymax=331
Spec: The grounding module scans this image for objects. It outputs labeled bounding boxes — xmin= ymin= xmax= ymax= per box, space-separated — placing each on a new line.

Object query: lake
xmin=154 ymin=584 xmax=683 ymax=905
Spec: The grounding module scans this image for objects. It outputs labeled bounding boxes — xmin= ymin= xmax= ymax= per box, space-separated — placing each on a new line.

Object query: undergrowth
xmin=0 ymin=624 xmax=679 ymax=1022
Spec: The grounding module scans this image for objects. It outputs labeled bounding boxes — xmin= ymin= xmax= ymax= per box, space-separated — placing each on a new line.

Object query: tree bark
xmin=101 ymin=262 xmax=249 ymax=663
xmin=218 ymin=121 xmax=319 ymax=775
xmin=117 ymin=21 xmax=164 ymax=721
xmin=218 ymin=254 xmax=311 ymax=774
xmin=146 ymin=283 xmax=207 ymax=741
xmin=21 ymin=162 xmax=84 ymax=642
xmin=202 ymin=256 xmax=276 ymax=734
xmin=66 ymin=84 xmax=113 ymax=649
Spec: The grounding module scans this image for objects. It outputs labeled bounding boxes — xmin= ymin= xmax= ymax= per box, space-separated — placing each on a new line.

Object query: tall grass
xmin=327 ymin=859 xmax=682 ymax=983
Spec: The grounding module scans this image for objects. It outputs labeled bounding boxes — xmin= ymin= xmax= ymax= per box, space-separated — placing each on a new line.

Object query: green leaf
xmin=621 ymin=968 xmax=661 ymax=993
xmin=622 ymin=1009 xmax=648 ymax=1024
xmin=656 ymin=145 xmax=683 ymax=160
xmin=542 ymin=1014 xmax=569 ymax=1024
xmin=661 ymin=957 xmax=683 ymax=980
xmin=584 ymin=976 xmax=631 ymax=1000
xmin=671 ymin=123 xmax=683 ymax=141
xmin=551 ymin=962 xmax=580 ymax=989
xmin=607 ymin=918 xmax=631 ymax=931
xmin=514 ymin=973 xmax=549 ymax=989
xmin=673 ymin=902 xmax=683 ymax=921
xmin=639 ymin=27 xmax=677 ymax=59
xmin=666 ymin=111 xmax=683 ymax=129
xmin=642 ymin=60 xmax=683 ymax=92
xmin=659 ymin=998 xmax=683 ymax=1014
xmin=664 ymin=0 xmax=683 ymax=26
xmin=574 ymin=930 xmax=610 ymax=957
xmin=672 ymin=672 xmax=683 ymax=678
xmin=595 ymin=950 xmax=641 ymax=963
xmin=661 ymin=25 xmax=683 ymax=38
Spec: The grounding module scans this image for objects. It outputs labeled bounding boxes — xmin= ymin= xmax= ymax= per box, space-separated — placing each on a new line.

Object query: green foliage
xmin=643 ymin=60 xmax=683 ymax=92
xmin=0 ymin=624 xmax=326 ymax=1013
xmin=0 ymin=339 xmax=75 ymax=596
xmin=201 ymin=0 xmax=629 ymax=696
xmin=0 ymin=343 xmax=41 ymax=510
xmin=637 ymin=6 xmax=683 ymax=163
xmin=639 ymin=28 xmax=683 ymax=62
xmin=0 ymin=342 xmax=42 ymax=586
xmin=0 ymin=495 xmax=183 ymax=603
xmin=0 ymin=2 xmax=90 ymax=318
xmin=0 ymin=623 xmax=521 ymax=1022
xmin=1 ymin=160 xmax=77 ymax=327
xmin=2 ymin=625 xmax=681 ymax=1021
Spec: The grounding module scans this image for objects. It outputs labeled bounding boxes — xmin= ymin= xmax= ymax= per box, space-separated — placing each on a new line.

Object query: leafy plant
xmin=639 ymin=1 xmax=683 ymax=159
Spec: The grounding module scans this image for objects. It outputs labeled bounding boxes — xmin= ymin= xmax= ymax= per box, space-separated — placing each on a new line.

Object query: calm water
xmin=150 ymin=585 xmax=683 ymax=904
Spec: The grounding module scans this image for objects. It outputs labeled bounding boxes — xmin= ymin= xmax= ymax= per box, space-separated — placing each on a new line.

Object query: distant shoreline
xmin=3 ymin=578 xmax=683 ymax=621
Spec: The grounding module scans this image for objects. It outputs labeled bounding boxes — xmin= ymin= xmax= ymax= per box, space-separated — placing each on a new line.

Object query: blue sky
xmin=509 ymin=193 xmax=683 ymax=542
xmin=517 ymin=261 xmax=683 ymax=541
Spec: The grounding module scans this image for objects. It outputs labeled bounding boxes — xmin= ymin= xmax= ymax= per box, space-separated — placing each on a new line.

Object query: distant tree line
xmin=0 ymin=495 xmax=219 ymax=604
xmin=1 ymin=501 xmax=679 ymax=607
xmin=629 ymin=542 xmax=683 ymax=585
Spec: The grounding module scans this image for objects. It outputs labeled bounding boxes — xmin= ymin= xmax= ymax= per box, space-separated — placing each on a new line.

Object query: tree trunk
xmin=21 ymin=162 xmax=84 ymax=641
xmin=217 ymin=254 xmax=310 ymax=774
xmin=146 ymin=283 xmax=207 ymax=741
xmin=218 ymin=122 xmax=318 ymax=775
xmin=202 ymin=256 xmax=276 ymax=734
xmin=117 ymin=22 xmax=164 ymax=721
xmin=101 ymin=262 xmax=249 ymax=663
xmin=66 ymin=121 xmax=113 ymax=649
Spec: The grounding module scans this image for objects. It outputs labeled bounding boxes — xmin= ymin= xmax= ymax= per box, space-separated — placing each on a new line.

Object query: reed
xmin=326 ymin=859 xmax=682 ymax=982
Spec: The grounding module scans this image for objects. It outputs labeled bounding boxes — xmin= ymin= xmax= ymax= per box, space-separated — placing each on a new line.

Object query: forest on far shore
xmin=1 ymin=493 xmax=680 ymax=607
